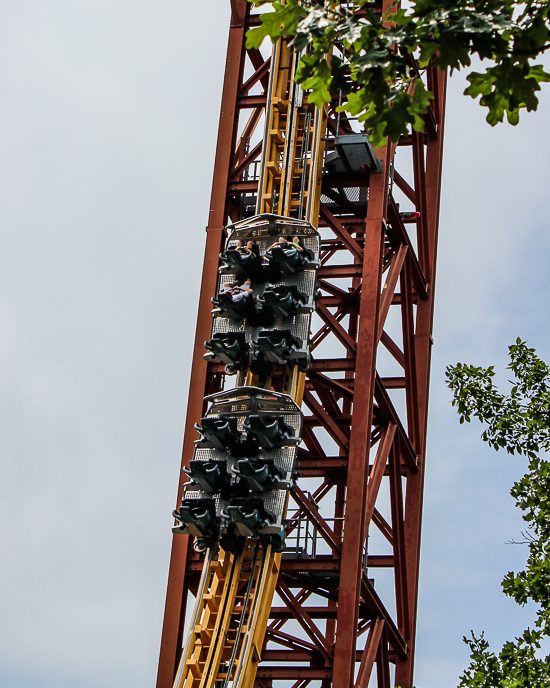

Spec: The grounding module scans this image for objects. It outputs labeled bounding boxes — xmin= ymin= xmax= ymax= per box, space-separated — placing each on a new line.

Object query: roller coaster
xmin=157 ymin=2 xmax=446 ymax=687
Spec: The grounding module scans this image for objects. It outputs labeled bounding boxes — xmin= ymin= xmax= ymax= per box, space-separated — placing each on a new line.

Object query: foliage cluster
xmin=247 ymin=0 xmax=550 ymax=146
xmin=446 ymin=340 xmax=550 ymax=687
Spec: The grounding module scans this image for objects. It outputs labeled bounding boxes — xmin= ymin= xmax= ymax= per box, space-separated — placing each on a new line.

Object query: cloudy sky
xmin=0 ymin=2 xmax=549 ymax=687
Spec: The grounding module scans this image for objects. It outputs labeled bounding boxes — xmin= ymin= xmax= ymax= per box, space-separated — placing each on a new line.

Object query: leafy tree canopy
xmin=247 ymin=0 xmax=550 ymax=146
xmin=447 ymin=340 xmax=550 ymax=687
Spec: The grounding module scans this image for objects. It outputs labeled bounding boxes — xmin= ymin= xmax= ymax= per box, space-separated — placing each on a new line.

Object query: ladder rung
xmin=268 ymin=129 xmax=285 ymax=144
xmin=272 ymin=96 xmax=288 ymax=112
xmin=205 ymin=599 xmax=219 ymax=612
xmin=211 ymin=561 xmax=228 ymax=576
xmin=187 ymin=659 xmax=204 ymax=679
xmin=200 ymin=629 xmax=212 ymax=644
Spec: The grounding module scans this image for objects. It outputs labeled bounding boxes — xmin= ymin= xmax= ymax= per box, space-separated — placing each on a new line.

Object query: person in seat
xmin=267 ymin=235 xmax=292 ymax=252
xmin=291 ymin=236 xmax=304 ymax=252
xmin=219 ymin=279 xmax=253 ymax=302
xmin=221 ymin=280 xmax=239 ymax=293
xmin=267 ymin=236 xmax=306 ymax=253
xmin=247 ymin=239 xmax=260 ymax=256
xmin=233 ymin=239 xmax=260 ymax=256
xmin=235 ymin=239 xmax=252 ymax=256
xmin=230 ymin=278 xmax=253 ymax=302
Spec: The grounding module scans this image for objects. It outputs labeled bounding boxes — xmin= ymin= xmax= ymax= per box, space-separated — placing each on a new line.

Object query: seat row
xmin=205 ymin=329 xmax=308 ymax=373
xmin=174 ymin=495 xmax=284 ymax=555
xmin=221 ymin=235 xmax=315 ymax=282
xmin=212 ymin=281 xmax=311 ymax=324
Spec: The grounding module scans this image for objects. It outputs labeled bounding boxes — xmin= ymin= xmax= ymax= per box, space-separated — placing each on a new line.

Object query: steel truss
xmin=157 ymin=2 xmax=447 ymax=687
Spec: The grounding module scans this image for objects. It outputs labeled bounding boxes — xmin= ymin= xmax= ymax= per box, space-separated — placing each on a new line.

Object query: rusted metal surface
xmin=157 ymin=1 xmax=447 ymax=685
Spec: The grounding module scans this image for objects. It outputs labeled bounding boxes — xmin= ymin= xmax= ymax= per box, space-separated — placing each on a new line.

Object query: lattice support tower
xmin=156 ymin=2 xmax=447 ymax=687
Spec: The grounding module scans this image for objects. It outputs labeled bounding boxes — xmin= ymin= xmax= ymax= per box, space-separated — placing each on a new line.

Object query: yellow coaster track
xmin=172 ymin=35 xmax=327 ymax=688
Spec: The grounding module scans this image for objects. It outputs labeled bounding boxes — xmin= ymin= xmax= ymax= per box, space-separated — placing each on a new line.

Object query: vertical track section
xmin=257 ymin=42 xmax=326 ymax=220
xmin=168 ymin=25 xmax=327 ymax=688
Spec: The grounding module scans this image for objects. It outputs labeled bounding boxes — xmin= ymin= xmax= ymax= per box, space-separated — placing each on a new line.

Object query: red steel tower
xmin=157 ymin=2 xmax=447 ymax=687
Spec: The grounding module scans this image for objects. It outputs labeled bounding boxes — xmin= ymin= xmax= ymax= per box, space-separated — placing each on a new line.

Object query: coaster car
xmin=265 ymin=242 xmax=314 ymax=276
xmin=219 ymin=523 xmax=247 ymax=554
xmin=195 ymin=416 xmax=239 ymax=450
xmin=262 ymin=527 xmax=286 ymax=552
xmin=195 ymin=415 xmax=260 ymax=458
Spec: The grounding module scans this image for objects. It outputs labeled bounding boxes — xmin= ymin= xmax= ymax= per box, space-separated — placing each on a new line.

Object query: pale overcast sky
xmin=0 ymin=3 xmax=549 ymax=688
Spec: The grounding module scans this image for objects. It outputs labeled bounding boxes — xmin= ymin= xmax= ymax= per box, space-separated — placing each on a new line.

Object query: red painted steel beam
xmin=156 ymin=3 xmax=255 ymax=686
xmin=394 ymin=64 xmax=447 ymax=688
xmin=332 ymin=146 xmax=389 ymax=688
xmin=277 ymin=579 xmax=334 ymax=660
xmin=257 ymin=668 xmax=333 ymax=680
xmin=320 ymin=205 xmax=366 ymax=257
xmin=281 ymin=559 xmax=341 ymax=573
xmin=265 ymin=627 xmax=318 ymax=653
xmin=355 ymin=617 xmax=385 ymax=688
xmin=231 ymin=140 xmax=263 ymax=180
xmin=393 ymin=169 xmax=416 ymax=204
xmin=374 ymin=375 xmax=418 ymax=470
xmin=239 ymin=56 xmax=270 ymax=95
xmin=269 ymin=607 xmax=339 ymax=620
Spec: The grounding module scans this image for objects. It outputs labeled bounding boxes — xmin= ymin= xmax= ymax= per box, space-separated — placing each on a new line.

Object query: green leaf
xmin=464 ymin=71 xmax=496 ymax=98
xmin=245 ymin=1 xmax=307 ymax=49
xmin=302 ymin=58 xmax=332 ymax=108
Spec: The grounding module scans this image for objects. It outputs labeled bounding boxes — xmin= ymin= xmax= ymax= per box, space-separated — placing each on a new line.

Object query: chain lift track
xmin=157 ymin=2 xmax=447 ymax=688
